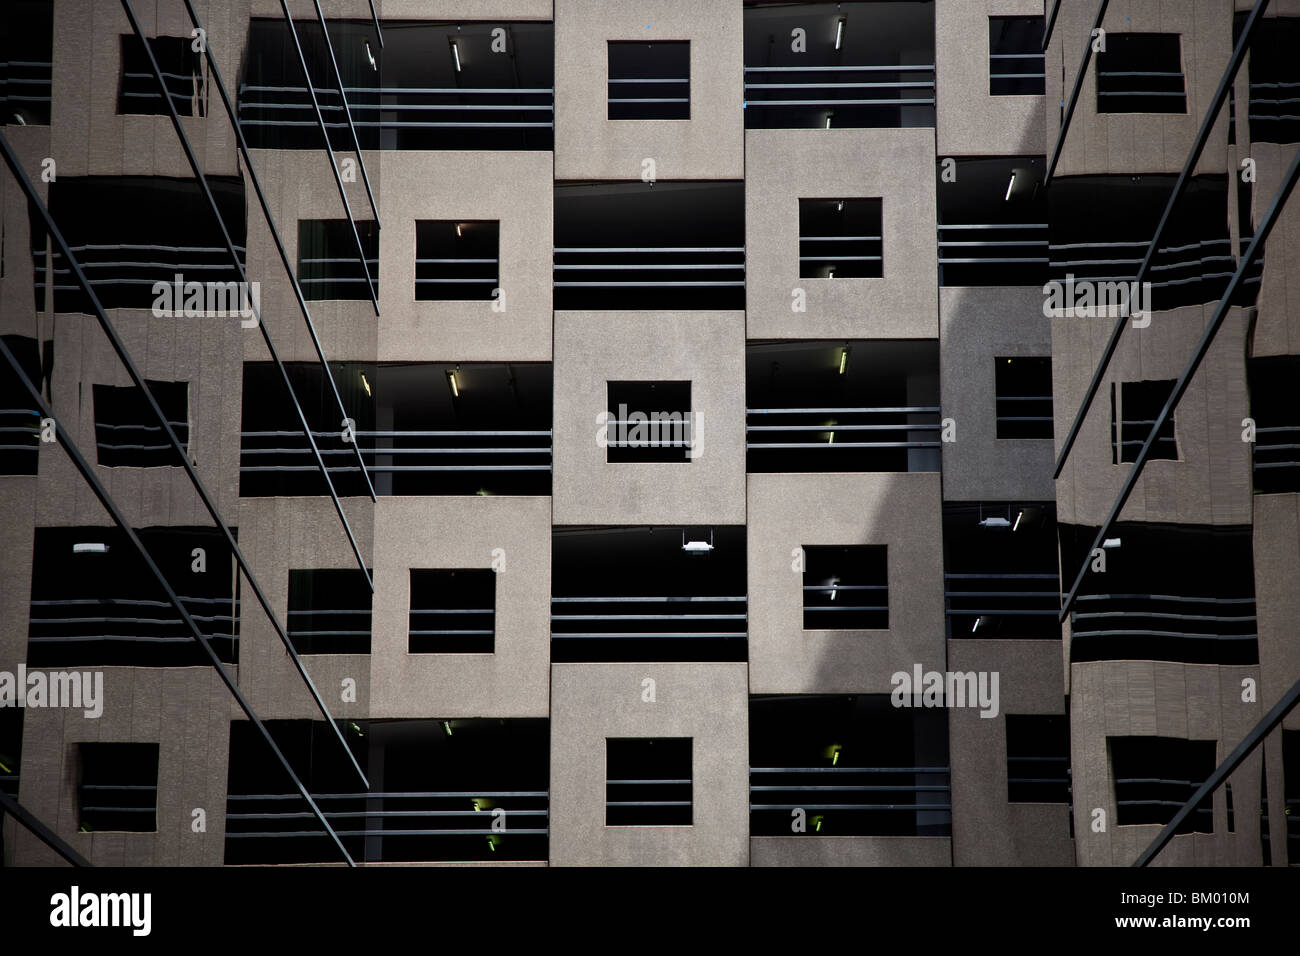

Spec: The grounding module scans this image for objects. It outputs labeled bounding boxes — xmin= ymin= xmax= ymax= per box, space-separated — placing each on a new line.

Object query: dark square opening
xmin=799 ymin=198 xmax=883 ymax=279
xmin=1111 ymin=736 xmax=1215 ymax=833
xmin=78 ymin=742 xmax=159 ymax=833
xmin=606 ymin=380 xmax=693 ymax=463
xmin=802 ymin=545 xmax=888 ymax=630
xmin=118 ymin=34 xmax=202 ymax=116
xmin=989 ymin=16 xmax=1046 ymax=96
xmin=92 ymin=379 xmax=189 ymax=468
xmin=287 ymin=568 xmax=372 ymax=654
xmin=409 ymin=569 xmax=496 ymax=653
xmin=1096 ymin=34 xmax=1186 ymax=113
xmin=1006 ymin=714 xmax=1071 ymax=803
xmin=995 ymin=356 xmax=1053 ymax=439
xmin=606 ymin=737 xmax=692 ymax=826
xmin=608 ymin=41 xmax=689 ymax=120
xmin=1114 ymin=379 xmax=1177 ymax=463
xmin=415 ymin=220 xmax=499 ymax=301
xmin=298 ymin=219 xmax=379 ymax=301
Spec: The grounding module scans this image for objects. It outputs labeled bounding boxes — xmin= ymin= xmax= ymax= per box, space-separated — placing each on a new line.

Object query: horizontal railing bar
xmin=552 ymin=596 xmax=745 ymax=603
xmin=744 ymin=65 xmax=934 ymax=73
xmin=748 ymin=406 xmax=940 ymax=414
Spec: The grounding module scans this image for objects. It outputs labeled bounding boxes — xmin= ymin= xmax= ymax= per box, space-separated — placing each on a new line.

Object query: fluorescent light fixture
xmin=836 ymin=199 xmax=844 ymax=212
xmin=1005 ymin=172 xmax=1016 ymax=201
xmin=447 ymin=371 xmax=460 ymax=398
xmin=73 ymin=542 xmax=109 ymax=554
xmin=349 ymin=721 xmax=365 ymax=738
xmin=827 ymin=267 xmax=836 ymax=279
xmin=1012 ymin=510 xmax=1024 ymax=532
xmin=825 ymin=112 xmax=833 ymax=129
xmin=972 ymin=614 xmax=990 ymax=633
xmin=442 ymin=720 xmax=453 ymax=736
xmin=838 ymin=348 xmax=849 ymax=375
xmin=828 ymin=431 xmax=835 ymax=445
xmin=979 ymin=516 xmax=1011 ymax=529
xmin=364 ymin=40 xmax=376 ymax=71
xmin=682 ymin=528 xmax=714 ymax=555
xmin=360 ymin=372 xmax=371 ymax=397
xmin=835 ymin=18 xmax=845 ymax=50
xmin=829 ymin=577 xmax=839 ymax=600
xmin=450 ymin=39 xmax=461 ymax=72
xmin=456 ymin=223 xmax=463 ymax=238
xmin=1102 ymin=537 xmax=1122 ymax=549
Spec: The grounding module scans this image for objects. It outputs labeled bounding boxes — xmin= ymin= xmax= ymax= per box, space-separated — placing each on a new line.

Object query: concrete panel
xmin=1253 ymin=493 xmax=1300 ymax=731
xmin=554 ymin=0 xmax=743 ymax=180
xmin=549 ymin=662 xmax=749 ymax=866
xmin=935 ymin=0 xmax=1046 ymax=157
xmin=751 ymin=835 xmax=952 ymax=866
xmin=747 ymin=473 xmax=945 ymax=695
xmin=552 ymin=311 xmax=746 ymax=525
xmin=746 ymin=128 xmax=939 ymax=341
xmin=376 ymin=151 xmax=552 ymax=363
xmin=370 ymin=496 xmax=551 ymax=718
xmin=940 ymin=286 xmax=1054 ymax=502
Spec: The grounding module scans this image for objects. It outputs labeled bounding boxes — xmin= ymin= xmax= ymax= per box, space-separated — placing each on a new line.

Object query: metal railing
xmin=0 ymin=408 xmax=39 ymax=462
xmin=743 ymin=64 xmax=936 ymax=127
xmin=1070 ymin=593 xmax=1258 ymax=665
xmin=28 ymin=595 xmax=240 ymax=662
xmin=1248 ymin=80 xmax=1300 ymax=141
xmin=799 ymin=232 xmax=881 ymax=278
xmin=1115 ymin=775 xmax=1213 ymax=832
xmin=945 ymin=572 xmax=1061 ymax=638
xmin=1007 ymin=755 xmax=1071 ymax=802
xmin=746 ymin=405 xmax=942 ymax=471
xmin=938 ymin=223 xmax=1049 ymax=279
xmin=552 ymin=596 xmax=746 ymax=661
xmin=0 ymin=59 xmax=53 ymax=121
xmin=553 ymin=246 xmax=745 ymax=290
xmin=1254 ymin=423 xmax=1300 ymax=485
xmin=803 ymin=583 xmax=887 ymax=629
xmin=38 ymin=242 xmax=246 ymax=304
xmin=240 ymin=428 xmax=552 ymax=476
xmin=750 ymin=766 xmax=952 ymax=835
xmin=990 ymin=52 xmax=1046 ymax=95
xmin=238 ymin=83 xmax=554 ymax=143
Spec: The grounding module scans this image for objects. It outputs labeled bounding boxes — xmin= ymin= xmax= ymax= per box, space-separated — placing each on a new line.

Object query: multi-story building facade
xmin=0 ymin=0 xmax=1296 ymax=868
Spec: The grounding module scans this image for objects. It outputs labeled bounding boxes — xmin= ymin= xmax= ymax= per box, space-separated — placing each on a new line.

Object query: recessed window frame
xmin=605 ymin=737 xmax=693 ymax=826
xmin=802 ymin=544 xmax=889 ymax=630
xmin=607 ymin=40 xmax=690 ymax=121
xmin=995 ymin=356 xmax=1054 ymax=440
xmin=408 ymin=568 xmax=496 ymax=654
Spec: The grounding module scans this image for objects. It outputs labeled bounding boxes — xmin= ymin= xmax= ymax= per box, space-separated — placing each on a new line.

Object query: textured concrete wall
xmin=376 ymin=152 xmax=553 ymax=363
xmin=935 ymin=0 xmax=1046 ymax=157
xmin=1069 ymin=660 xmax=1263 ymax=867
xmin=1052 ymin=304 xmax=1253 ymax=528
xmin=369 ymin=496 xmax=551 ymax=718
xmin=1250 ymin=143 xmax=1300 ymax=357
xmin=552 ymin=310 xmax=746 ymax=526
xmin=549 ymin=662 xmax=749 ymax=866
xmin=940 ymin=286 xmax=1055 ymax=502
xmin=1045 ymin=0 xmax=1231 ymax=179
xmin=1253 ymin=494 xmax=1300 ymax=733
xmin=237 ymin=496 xmax=375 ymax=719
xmin=50 ymin=0 xmax=245 ymax=181
xmin=751 ymin=836 xmax=952 ymax=867
xmin=554 ymin=0 xmax=743 ymax=180
xmin=747 ymin=472 xmax=945 ymax=695
xmin=13 ymin=667 xmax=234 ymax=866
xmin=746 ymin=128 xmax=939 ymax=341
xmin=948 ymin=639 xmax=1074 ymax=866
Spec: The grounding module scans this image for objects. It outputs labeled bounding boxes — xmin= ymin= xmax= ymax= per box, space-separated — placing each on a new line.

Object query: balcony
xmin=750 ymin=695 xmax=951 ymax=837
xmin=746 ymin=341 xmax=941 ymax=473
xmin=551 ymin=526 xmax=747 ymax=663
xmin=742 ymin=2 xmax=935 ymax=129
xmin=553 ymin=181 xmax=745 ymax=310
xmin=28 ymin=527 xmax=238 ymax=667
xmin=0 ymin=0 xmax=53 ymax=127
xmin=37 ymin=176 xmax=246 ymax=313
xmin=238 ymin=19 xmax=553 ymax=151
xmin=225 ymin=718 xmax=549 ymax=864
xmin=1061 ymin=523 xmax=1258 ymax=666
xmin=1248 ymin=356 xmax=1300 ymax=495
xmin=239 ymin=361 xmax=552 ymax=498
xmin=1244 ymin=17 xmax=1300 ymax=144
xmin=943 ymin=502 xmax=1060 ymax=641
xmin=938 ymin=157 xmax=1047 ymax=287
xmin=1047 ymin=174 xmax=1254 ymax=313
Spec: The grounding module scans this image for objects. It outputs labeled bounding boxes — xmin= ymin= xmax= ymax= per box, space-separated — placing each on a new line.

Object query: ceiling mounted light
xmin=1102 ymin=537 xmax=1122 ymax=549
xmin=979 ymin=516 xmax=1011 ymax=529
xmin=838 ymin=347 xmax=849 ymax=375
xmin=456 ymin=223 xmax=463 ymax=238
xmin=447 ymin=370 xmax=460 ymax=398
xmin=836 ymin=199 xmax=844 ymax=212
xmin=73 ymin=542 xmax=109 ymax=554
xmin=450 ymin=39 xmax=461 ymax=72
xmin=364 ymin=40 xmax=376 ymax=71
xmin=360 ymin=372 xmax=371 ymax=397
xmin=835 ymin=18 xmax=845 ymax=50
xmin=682 ymin=527 xmax=714 ymax=555
xmin=1005 ymin=172 xmax=1017 ymax=201
xmin=825 ymin=111 xmax=833 ymax=129
xmin=1012 ymin=509 xmax=1024 ymax=531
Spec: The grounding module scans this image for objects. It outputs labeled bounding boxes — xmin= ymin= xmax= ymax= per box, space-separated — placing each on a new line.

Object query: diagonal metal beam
xmin=0 ymin=791 xmax=93 ymax=867
xmin=1060 ymin=142 xmax=1300 ymax=622
xmin=367 ymin=0 xmax=383 ymax=48
xmin=0 ymin=128 xmax=369 ymax=790
xmin=278 ymin=0 xmax=380 ymax=314
xmin=312 ymin=0 xmax=381 ymax=228
xmin=181 ymin=0 xmax=375 ymax=504
xmin=118 ymin=0 xmax=373 ymax=592
xmin=0 ymin=336 xmax=355 ymax=867
xmin=1134 ymin=671 xmax=1300 ymax=866
xmin=1052 ymin=0 xmax=1272 ymax=480
xmin=1045 ymin=0 xmax=1109 ymax=183
xmin=1042 ymin=0 xmax=1062 ymax=54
